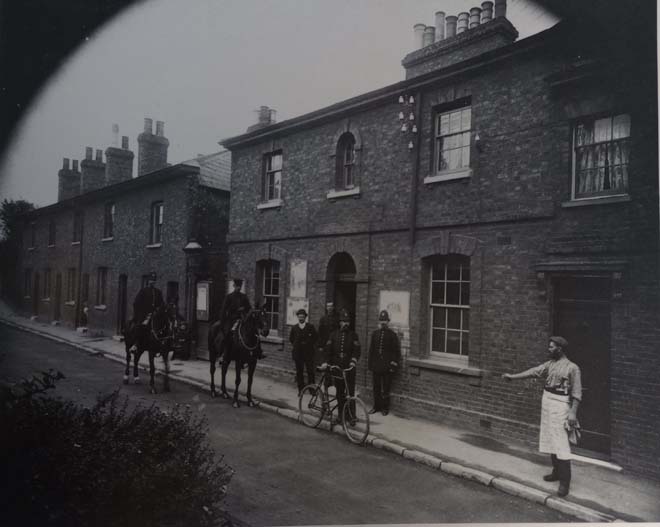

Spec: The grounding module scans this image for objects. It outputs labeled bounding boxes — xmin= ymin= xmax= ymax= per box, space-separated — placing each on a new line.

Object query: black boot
xmin=557 ymin=459 xmax=571 ymax=497
xmin=543 ymin=454 xmax=559 ymax=482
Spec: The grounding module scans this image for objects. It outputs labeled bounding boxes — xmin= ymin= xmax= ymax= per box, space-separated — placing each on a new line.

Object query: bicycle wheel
xmin=342 ymin=396 xmax=370 ymax=444
xmin=299 ymin=385 xmax=326 ymax=428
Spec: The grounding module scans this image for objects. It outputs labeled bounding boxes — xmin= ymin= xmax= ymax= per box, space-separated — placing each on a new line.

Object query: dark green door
xmin=553 ymin=275 xmax=611 ymax=457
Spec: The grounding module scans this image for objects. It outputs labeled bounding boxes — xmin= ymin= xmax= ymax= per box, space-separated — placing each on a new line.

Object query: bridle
xmin=236 ymin=309 xmax=265 ymax=352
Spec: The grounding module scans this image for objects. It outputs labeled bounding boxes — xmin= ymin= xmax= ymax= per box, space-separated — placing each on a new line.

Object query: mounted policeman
xmin=129 ymin=271 xmax=165 ymax=352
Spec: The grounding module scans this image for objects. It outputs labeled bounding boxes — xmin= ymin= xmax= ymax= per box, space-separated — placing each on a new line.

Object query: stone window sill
xmin=327 ymin=187 xmax=361 ymax=200
xmin=48 ymin=244 xmax=55 ymax=248
xmin=64 ymin=301 xmax=76 ymax=306
xmin=94 ymin=304 xmax=107 ymax=311
xmin=146 ymin=243 xmax=162 ymax=249
xmin=102 ymin=236 xmax=114 ymax=242
xmin=257 ymin=199 xmax=282 ymax=210
xmin=424 ymin=168 xmax=472 ymax=185
xmin=28 ymin=247 xmax=35 ymax=251
xmin=561 ymin=194 xmax=631 ymax=208
xmin=407 ymin=357 xmax=483 ymax=377
xmin=71 ymin=241 xmax=81 ymax=246
xmin=41 ymin=297 xmax=50 ymax=302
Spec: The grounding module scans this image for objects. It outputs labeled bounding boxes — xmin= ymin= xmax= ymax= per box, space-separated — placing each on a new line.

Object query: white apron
xmin=539 ymin=390 xmax=572 ymax=460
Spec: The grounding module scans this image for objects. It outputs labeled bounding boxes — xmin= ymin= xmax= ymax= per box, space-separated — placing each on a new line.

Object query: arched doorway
xmin=326 ymin=252 xmax=357 ymax=330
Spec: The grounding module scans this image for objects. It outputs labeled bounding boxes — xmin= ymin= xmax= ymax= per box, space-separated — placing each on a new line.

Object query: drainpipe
xmin=74 ymin=206 xmax=84 ymax=328
xmin=409 ymin=91 xmax=423 ymax=247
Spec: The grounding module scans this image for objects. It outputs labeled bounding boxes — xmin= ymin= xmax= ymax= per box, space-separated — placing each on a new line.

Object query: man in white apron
xmin=502 ymin=336 xmax=582 ymax=497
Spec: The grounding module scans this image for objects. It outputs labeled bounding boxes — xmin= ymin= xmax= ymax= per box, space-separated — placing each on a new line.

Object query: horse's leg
xmin=162 ymin=348 xmax=171 ymax=393
xmin=246 ymin=358 xmax=258 ymax=407
xmin=133 ymin=347 xmax=141 ymax=384
xmin=232 ymin=356 xmax=242 ymax=408
xmin=220 ymin=341 xmax=231 ymax=399
xmin=210 ymin=348 xmax=217 ymax=397
xmin=149 ymin=350 xmax=157 ymax=394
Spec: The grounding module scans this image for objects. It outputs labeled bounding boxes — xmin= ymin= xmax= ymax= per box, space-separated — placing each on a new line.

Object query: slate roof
xmin=183 ymin=150 xmax=231 ymax=192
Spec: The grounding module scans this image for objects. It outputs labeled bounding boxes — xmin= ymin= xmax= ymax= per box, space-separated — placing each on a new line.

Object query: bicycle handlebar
xmin=316 ymin=364 xmax=355 ymax=373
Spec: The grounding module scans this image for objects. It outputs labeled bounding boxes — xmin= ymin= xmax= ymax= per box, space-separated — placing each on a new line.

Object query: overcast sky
xmin=0 ymin=0 xmax=558 ymax=208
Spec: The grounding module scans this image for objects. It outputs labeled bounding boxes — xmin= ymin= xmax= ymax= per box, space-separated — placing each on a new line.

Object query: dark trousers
xmin=294 ymin=356 xmax=315 ymax=392
xmin=372 ymin=371 xmax=393 ymax=411
xmin=335 ymin=368 xmax=356 ymax=417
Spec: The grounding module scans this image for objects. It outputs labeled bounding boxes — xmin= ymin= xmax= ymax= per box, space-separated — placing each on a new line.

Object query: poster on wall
xmin=289 ymin=259 xmax=307 ymax=298
xmin=196 ymin=282 xmax=209 ymax=321
xmin=378 ymin=290 xmax=410 ymax=328
xmin=286 ymin=297 xmax=309 ymax=325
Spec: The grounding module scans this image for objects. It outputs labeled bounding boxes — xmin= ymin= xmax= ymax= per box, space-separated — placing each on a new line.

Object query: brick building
xmin=221 ymin=4 xmax=659 ymax=478
xmin=18 ymin=119 xmax=231 ymax=355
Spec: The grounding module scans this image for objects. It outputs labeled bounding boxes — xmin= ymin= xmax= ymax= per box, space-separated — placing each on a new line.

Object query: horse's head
xmin=249 ymin=300 xmax=270 ymax=338
xmin=151 ymin=304 xmax=174 ymax=335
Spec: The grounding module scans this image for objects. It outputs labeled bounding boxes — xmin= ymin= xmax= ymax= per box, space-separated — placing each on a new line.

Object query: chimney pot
xmin=457 ymin=12 xmax=469 ymax=33
xmin=434 ymin=11 xmax=446 ymax=41
xmin=72 ymin=160 xmax=79 ymax=172
xmin=156 ymin=120 xmax=165 ymax=137
xmin=144 ymin=118 xmax=153 ymax=134
xmin=494 ymin=0 xmax=506 ymax=18
xmin=413 ymin=23 xmax=426 ymax=49
xmin=95 ymin=149 xmax=103 ymax=162
xmin=112 ymin=123 xmax=119 ymax=147
xmin=445 ymin=15 xmax=458 ymax=37
xmin=422 ymin=26 xmax=435 ymax=47
xmin=469 ymin=7 xmax=482 ymax=28
xmin=481 ymin=1 xmax=494 ymax=22
xmin=121 ymin=136 xmax=129 ymax=149
xmin=85 ymin=147 xmax=93 ymax=160
xmin=63 ymin=158 xmax=70 ymax=169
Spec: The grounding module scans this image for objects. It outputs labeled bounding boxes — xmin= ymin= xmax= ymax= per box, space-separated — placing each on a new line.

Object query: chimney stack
xmin=247 ymin=106 xmax=277 ymax=132
xmin=137 ymin=117 xmax=169 ymax=176
xmin=494 ymin=0 xmax=507 ymax=18
xmin=58 ymin=157 xmax=81 ymax=201
xmin=81 ymin=146 xmax=106 ymax=193
xmin=434 ymin=12 xmax=446 ymax=42
xmin=106 ymin=126 xmax=134 ymax=184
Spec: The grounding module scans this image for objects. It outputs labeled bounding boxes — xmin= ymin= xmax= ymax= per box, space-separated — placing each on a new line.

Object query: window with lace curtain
xmin=572 ymin=113 xmax=631 ymax=199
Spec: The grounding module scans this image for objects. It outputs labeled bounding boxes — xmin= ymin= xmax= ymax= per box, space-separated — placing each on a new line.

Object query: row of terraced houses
xmin=15 ymin=2 xmax=659 ymax=479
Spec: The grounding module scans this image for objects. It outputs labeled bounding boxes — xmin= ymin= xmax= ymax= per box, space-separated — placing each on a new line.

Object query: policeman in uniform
xmin=130 ymin=271 xmax=165 ymax=352
xmin=322 ymin=309 xmax=361 ymax=423
xmin=289 ymin=308 xmax=318 ymax=395
xmin=219 ymin=278 xmax=251 ymax=336
xmin=367 ymin=310 xmax=401 ymax=416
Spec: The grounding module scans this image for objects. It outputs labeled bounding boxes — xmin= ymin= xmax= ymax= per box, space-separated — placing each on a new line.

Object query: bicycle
xmin=298 ymin=365 xmax=370 ymax=444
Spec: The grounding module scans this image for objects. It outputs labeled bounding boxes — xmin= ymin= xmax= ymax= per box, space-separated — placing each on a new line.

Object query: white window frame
xmin=571 ymin=113 xmax=631 ymax=201
xmin=66 ymin=268 xmax=77 ymax=303
xmin=430 ymin=104 xmax=472 ymax=183
xmin=150 ymin=201 xmax=164 ymax=244
xmin=262 ymin=151 xmax=282 ymax=204
xmin=261 ymin=260 xmax=280 ymax=333
xmin=429 ymin=257 xmax=470 ymax=362
xmin=96 ymin=267 xmax=107 ymax=306
xmin=103 ymin=202 xmax=115 ymax=239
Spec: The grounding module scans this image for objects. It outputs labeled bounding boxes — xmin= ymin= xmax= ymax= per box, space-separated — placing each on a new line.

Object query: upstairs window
xmin=335 ymin=133 xmax=356 ymax=190
xmin=72 ymin=211 xmax=83 ymax=243
xmin=103 ymin=202 xmax=115 ymax=239
xmin=150 ymin=201 xmax=164 ymax=244
xmin=434 ymin=103 xmax=472 ymax=175
xmin=429 ymin=255 xmax=470 ymax=360
xmin=261 ymin=151 xmax=282 ymax=203
xmin=48 ymin=220 xmax=56 ymax=246
xmin=29 ymin=222 xmax=36 ymax=248
xmin=572 ymin=113 xmax=631 ymax=199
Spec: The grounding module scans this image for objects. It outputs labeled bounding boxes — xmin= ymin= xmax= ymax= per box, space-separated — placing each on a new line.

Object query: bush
xmin=1 ymin=370 xmax=234 ymax=527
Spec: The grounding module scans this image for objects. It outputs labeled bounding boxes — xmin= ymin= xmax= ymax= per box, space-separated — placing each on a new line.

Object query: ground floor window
xmin=66 ymin=268 xmax=77 ymax=302
xmin=429 ymin=255 xmax=470 ymax=358
xmin=96 ymin=267 xmax=108 ymax=306
xmin=259 ymin=260 xmax=280 ymax=332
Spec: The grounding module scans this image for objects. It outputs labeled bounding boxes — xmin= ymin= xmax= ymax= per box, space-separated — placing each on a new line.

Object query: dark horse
xmin=123 ymin=303 xmax=176 ymax=394
xmin=208 ymin=304 xmax=269 ymax=407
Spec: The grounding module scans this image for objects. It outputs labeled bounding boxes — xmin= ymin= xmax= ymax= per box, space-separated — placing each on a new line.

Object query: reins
xmin=236 ymin=311 xmax=262 ymax=352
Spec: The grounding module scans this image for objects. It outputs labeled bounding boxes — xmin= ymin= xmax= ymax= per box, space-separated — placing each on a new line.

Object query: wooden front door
xmin=117 ymin=275 xmax=128 ymax=335
xmin=553 ymin=275 xmax=612 ymax=457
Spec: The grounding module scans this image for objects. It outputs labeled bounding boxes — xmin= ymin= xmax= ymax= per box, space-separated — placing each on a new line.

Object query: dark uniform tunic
xmin=289 ymin=322 xmax=318 ymax=392
xmin=133 ymin=285 xmax=165 ymax=324
xmin=324 ymin=326 xmax=361 ymax=416
xmin=317 ymin=311 xmax=339 ymax=351
xmin=368 ymin=327 xmax=401 ymax=412
xmin=220 ymin=290 xmax=251 ymax=335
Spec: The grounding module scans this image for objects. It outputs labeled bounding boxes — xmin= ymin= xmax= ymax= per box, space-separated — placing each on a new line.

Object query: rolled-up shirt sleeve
xmin=569 ymin=364 xmax=582 ymax=401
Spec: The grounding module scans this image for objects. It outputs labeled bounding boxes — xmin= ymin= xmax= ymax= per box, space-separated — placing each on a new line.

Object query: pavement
xmin=2 ymin=301 xmax=659 ymax=523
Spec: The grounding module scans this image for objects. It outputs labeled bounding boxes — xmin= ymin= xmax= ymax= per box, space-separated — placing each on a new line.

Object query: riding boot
xmin=543 ymin=454 xmax=560 ymax=482
xmin=557 ymin=459 xmax=571 ymax=497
